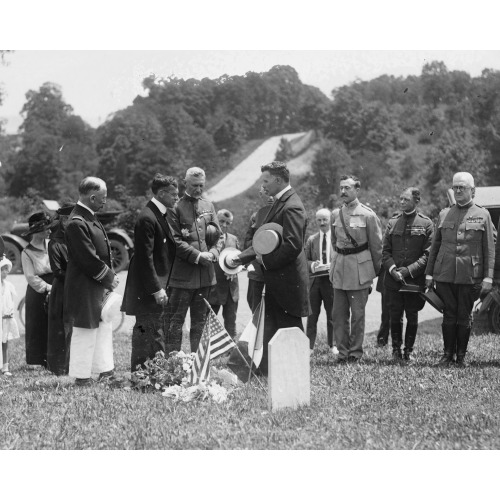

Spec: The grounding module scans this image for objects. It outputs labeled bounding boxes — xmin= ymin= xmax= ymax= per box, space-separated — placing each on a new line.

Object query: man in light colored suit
xmin=305 ymin=208 xmax=338 ymax=354
xmin=330 ymin=174 xmax=383 ymax=363
xmin=208 ymin=209 xmax=239 ymax=337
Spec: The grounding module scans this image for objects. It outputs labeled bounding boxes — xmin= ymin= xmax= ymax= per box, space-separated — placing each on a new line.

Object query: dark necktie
xmin=321 ymin=233 xmax=327 ymax=264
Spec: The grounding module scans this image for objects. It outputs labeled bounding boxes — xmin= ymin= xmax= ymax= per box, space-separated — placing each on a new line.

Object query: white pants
xmin=69 ymin=321 xmax=114 ymax=379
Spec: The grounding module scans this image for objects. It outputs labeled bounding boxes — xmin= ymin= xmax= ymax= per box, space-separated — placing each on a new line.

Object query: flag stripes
xmin=189 ymin=301 xmax=236 ymax=384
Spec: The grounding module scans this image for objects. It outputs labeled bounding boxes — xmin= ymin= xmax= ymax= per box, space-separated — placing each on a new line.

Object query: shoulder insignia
xmin=390 ymin=213 xmax=402 ymax=219
xmin=360 ymin=203 xmax=375 ymax=213
xmin=417 ymin=212 xmax=432 ymax=220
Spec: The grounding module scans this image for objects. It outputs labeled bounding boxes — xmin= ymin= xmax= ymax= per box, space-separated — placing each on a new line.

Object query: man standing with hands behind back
xmin=425 ymin=172 xmax=494 ymax=366
xmin=330 ymin=174 xmax=383 ymax=363
xmin=122 ymin=174 xmax=179 ymax=371
xmin=64 ymin=177 xmax=120 ymax=387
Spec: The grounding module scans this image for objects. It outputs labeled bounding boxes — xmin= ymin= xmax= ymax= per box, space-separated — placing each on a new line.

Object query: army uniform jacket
xmin=63 ymin=203 xmax=115 ymax=329
xmin=329 ymin=199 xmax=383 ymax=290
xmin=382 ymin=211 xmax=434 ymax=291
xmin=166 ymin=194 xmax=221 ymax=289
xmin=209 ymin=232 xmax=239 ymax=305
xmin=425 ymin=201 xmax=495 ymax=285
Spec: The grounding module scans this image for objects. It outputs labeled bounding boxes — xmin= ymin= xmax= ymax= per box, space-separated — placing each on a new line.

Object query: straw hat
xmin=219 ymin=247 xmax=244 ymax=275
xmin=101 ymin=290 xmax=123 ymax=323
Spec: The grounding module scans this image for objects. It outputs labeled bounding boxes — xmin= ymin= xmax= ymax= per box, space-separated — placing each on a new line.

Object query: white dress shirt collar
xmin=151 ymin=197 xmax=167 ymax=215
xmin=77 ymin=200 xmax=95 ymax=216
xmin=274 ymin=184 xmax=292 ymax=200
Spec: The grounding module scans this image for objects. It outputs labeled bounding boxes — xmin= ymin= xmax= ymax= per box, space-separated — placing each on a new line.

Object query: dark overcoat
xmin=209 ymin=232 xmax=239 ymax=305
xmin=63 ymin=204 xmax=115 ymax=329
xmin=239 ymin=188 xmax=311 ymax=318
xmin=122 ymin=200 xmax=176 ymax=315
xmin=166 ymin=194 xmax=221 ymax=289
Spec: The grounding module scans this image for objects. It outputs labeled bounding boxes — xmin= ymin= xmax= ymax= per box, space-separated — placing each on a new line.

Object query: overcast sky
xmin=1 ymin=50 xmax=499 ymax=134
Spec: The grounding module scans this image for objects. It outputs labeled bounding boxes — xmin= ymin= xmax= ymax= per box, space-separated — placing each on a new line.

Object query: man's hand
xmin=111 ymin=275 xmax=120 ymax=290
xmin=390 ymin=268 xmax=404 ymax=282
xmin=153 ymin=288 xmax=168 ymax=305
xmin=312 ymin=260 xmax=321 ymax=273
xmin=397 ymin=267 xmax=410 ymax=278
xmin=198 ymin=252 xmax=215 ymax=267
xmin=425 ymin=277 xmax=433 ymax=289
xmin=229 ymin=256 xmax=242 ymax=267
xmin=480 ymin=280 xmax=493 ymax=298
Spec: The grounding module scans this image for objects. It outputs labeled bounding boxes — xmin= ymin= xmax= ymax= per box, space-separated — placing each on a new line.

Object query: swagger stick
xmin=247 ymin=286 xmax=266 ymax=384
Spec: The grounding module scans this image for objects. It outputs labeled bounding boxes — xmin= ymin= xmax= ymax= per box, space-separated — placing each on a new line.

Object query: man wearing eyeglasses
xmin=425 ymin=172 xmax=495 ymax=366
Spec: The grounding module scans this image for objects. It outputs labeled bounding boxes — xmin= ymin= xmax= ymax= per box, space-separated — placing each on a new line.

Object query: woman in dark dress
xmin=47 ymin=204 xmax=74 ymax=375
xmin=21 ymin=212 xmax=55 ymax=369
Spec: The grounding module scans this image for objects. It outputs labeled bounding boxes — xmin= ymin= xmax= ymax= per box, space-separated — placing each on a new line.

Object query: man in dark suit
xmin=122 ymin=174 xmax=179 ymax=371
xmin=64 ymin=177 xmax=119 ymax=387
xmin=208 ymin=209 xmax=240 ymax=337
xmin=233 ymin=161 xmax=311 ymax=375
xmin=165 ymin=167 xmax=221 ymax=354
xmin=305 ymin=208 xmax=338 ymax=354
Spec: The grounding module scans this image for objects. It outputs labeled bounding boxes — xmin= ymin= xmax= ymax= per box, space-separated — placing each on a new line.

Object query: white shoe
xmin=330 ymin=346 xmax=339 ymax=355
xmin=2 ymin=371 xmax=12 ymax=377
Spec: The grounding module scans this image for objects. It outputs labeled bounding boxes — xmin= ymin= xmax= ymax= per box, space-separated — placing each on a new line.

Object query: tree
xmin=4 ymin=82 xmax=97 ymax=198
xmin=275 ymin=137 xmax=293 ymax=162
xmin=421 ymin=61 xmax=452 ymax=108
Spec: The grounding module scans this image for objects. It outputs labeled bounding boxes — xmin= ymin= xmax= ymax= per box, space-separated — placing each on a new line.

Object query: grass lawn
xmin=2 ymin=317 xmax=500 ymax=450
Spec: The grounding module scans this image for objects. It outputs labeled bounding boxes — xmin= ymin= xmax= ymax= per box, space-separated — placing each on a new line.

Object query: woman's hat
xmin=21 ymin=211 xmax=57 ymax=237
xmin=253 ymin=223 xmax=283 ymax=255
xmin=101 ymin=290 xmax=123 ymax=323
xmin=0 ymin=256 xmax=12 ymax=273
xmin=205 ymin=222 xmax=221 ymax=248
xmin=420 ymin=288 xmax=444 ymax=313
xmin=219 ymin=247 xmax=244 ymax=275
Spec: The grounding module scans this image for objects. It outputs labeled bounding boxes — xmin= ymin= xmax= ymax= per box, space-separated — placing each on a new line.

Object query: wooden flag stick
xmin=247 ymin=286 xmax=266 ymax=384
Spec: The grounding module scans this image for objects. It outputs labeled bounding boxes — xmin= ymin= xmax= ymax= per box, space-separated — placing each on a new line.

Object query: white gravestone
xmin=268 ymin=327 xmax=310 ymax=411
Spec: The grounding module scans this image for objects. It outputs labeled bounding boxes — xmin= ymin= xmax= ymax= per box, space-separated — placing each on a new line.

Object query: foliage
xmin=274 ymin=137 xmax=293 ymax=162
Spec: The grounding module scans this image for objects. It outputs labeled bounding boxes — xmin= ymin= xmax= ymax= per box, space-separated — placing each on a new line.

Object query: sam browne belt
xmin=334 ymin=242 xmax=369 ymax=255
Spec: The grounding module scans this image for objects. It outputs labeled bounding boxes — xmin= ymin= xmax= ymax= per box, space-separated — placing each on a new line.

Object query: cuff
xmin=389 ymin=264 xmax=396 ymax=273
xmin=483 ymin=278 xmax=493 ymax=283
xmin=426 ymin=275 xmax=433 ymax=280
xmin=195 ymin=254 xmax=201 ymax=265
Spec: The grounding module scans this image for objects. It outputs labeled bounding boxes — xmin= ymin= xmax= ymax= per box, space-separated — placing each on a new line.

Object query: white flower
xmin=181 ymin=228 xmax=190 ymax=239
xmin=176 ymin=351 xmax=187 ymax=358
xmin=182 ymin=363 xmax=190 ymax=371
xmin=154 ymin=383 xmax=161 ymax=390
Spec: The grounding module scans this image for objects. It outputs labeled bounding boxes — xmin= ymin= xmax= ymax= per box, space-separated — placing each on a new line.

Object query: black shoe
xmin=392 ymin=349 xmax=402 ymax=360
xmin=75 ymin=378 xmax=92 ymax=387
xmin=334 ymin=357 xmax=349 ymax=365
xmin=403 ymin=352 xmax=414 ymax=362
xmin=376 ymin=340 xmax=387 ymax=348
xmin=347 ymin=356 xmax=359 ymax=363
xmin=437 ymin=354 xmax=454 ymax=366
xmin=456 ymin=355 xmax=467 ymax=367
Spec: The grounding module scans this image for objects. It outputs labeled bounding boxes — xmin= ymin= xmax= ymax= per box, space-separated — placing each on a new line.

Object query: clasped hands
xmin=390 ymin=266 xmax=410 ymax=283
xmin=198 ymin=251 xmax=216 ymax=266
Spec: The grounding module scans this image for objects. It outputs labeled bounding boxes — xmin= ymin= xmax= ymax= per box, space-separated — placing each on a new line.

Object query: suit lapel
xmin=148 ymin=201 xmax=174 ymax=243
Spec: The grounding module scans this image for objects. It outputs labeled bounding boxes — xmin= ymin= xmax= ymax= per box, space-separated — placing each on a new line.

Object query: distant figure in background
xmin=305 ymin=208 xmax=338 ymax=355
xmin=244 ymin=187 xmax=273 ymax=313
xmin=47 ymin=202 xmax=75 ymax=375
xmin=382 ymin=188 xmax=433 ymax=361
xmin=165 ymin=167 xmax=221 ymax=354
xmin=64 ymin=177 xmax=120 ymax=386
xmin=209 ymin=209 xmax=239 ymax=337
xmin=21 ymin=212 xmax=54 ymax=369
xmin=0 ymin=257 xmax=20 ymax=376
xmin=122 ymin=174 xmax=178 ymax=371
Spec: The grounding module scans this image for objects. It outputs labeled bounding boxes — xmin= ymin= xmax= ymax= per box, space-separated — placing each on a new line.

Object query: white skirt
xmin=2 ymin=317 xmax=20 ymax=342
xmin=69 ymin=321 xmax=114 ymax=379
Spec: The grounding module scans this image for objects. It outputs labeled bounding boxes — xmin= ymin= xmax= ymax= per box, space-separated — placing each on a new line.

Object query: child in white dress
xmin=0 ymin=257 xmax=20 ymax=376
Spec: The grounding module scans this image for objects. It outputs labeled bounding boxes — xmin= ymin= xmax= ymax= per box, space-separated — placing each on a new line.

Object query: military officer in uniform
xmin=382 ymin=187 xmax=434 ymax=361
xmin=425 ymin=172 xmax=495 ymax=366
xmin=165 ymin=167 xmax=221 ymax=354
xmin=330 ymin=174 xmax=383 ymax=363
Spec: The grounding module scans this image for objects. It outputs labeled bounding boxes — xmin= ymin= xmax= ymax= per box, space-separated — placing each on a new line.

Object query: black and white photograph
xmin=1 ymin=1 xmax=499 ymax=497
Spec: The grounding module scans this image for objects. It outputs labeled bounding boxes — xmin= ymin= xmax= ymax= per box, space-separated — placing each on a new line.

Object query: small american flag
xmin=189 ymin=300 xmax=236 ymax=384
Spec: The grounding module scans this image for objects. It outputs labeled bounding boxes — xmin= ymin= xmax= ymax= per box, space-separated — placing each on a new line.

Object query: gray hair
xmin=79 ymin=176 xmax=106 ymax=195
xmin=453 ymin=172 xmax=475 ymax=187
xmin=185 ymin=167 xmax=206 ymax=181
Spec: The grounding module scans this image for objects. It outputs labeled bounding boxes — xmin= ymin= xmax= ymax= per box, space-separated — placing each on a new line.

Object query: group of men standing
xmin=62 ymin=165 xmax=496 ymax=386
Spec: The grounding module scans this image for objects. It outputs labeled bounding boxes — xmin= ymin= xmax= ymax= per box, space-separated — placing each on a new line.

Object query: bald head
xmin=315 ymin=208 xmax=331 ymax=233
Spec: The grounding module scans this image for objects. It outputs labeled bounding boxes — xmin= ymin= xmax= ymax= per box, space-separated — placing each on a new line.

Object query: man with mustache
xmin=305 ymin=208 xmax=338 ymax=355
xmin=329 ymin=174 xmax=383 ymax=363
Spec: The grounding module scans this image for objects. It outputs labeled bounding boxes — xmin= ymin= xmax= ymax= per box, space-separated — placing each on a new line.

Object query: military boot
xmin=456 ymin=325 xmax=471 ymax=367
xmin=438 ymin=323 xmax=456 ymax=365
xmin=391 ymin=321 xmax=403 ymax=360
xmin=403 ymin=323 xmax=418 ymax=362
